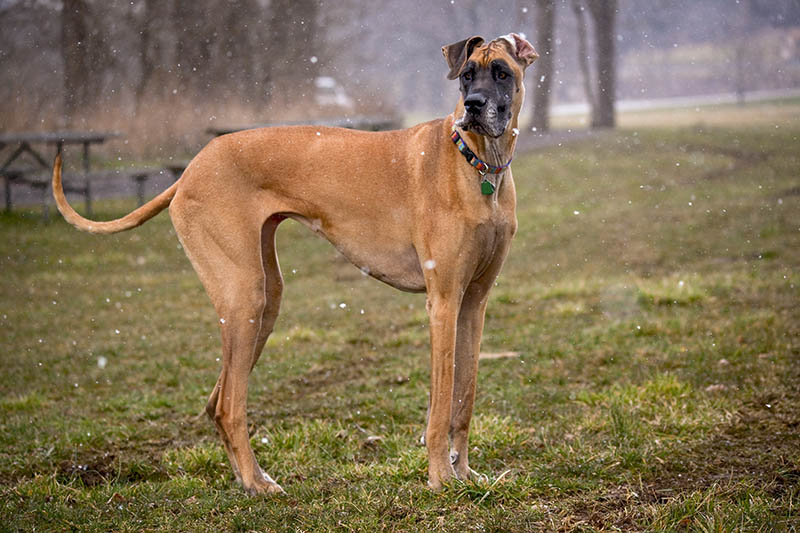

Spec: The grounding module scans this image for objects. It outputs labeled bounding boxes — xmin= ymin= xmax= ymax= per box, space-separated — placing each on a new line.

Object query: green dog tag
xmin=481 ymin=179 xmax=495 ymax=195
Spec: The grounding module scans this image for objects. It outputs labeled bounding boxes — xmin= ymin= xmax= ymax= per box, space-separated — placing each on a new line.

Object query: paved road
xmin=551 ymin=87 xmax=800 ymax=116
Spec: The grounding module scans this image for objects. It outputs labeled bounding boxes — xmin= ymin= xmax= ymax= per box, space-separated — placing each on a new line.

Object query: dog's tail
xmin=52 ymin=153 xmax=180 ymax=234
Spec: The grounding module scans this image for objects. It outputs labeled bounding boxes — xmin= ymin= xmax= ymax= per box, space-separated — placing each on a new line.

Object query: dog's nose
xmin=464 ymin=94 xmax=487 ymax=114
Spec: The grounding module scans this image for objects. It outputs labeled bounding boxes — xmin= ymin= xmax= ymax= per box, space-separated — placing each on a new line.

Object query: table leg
xmin=135 ymin=174 xmax=147 ymax=206
xmin=83 ymin=142 xmax=92 ymax=217
xmin=1 ymin=142 xmax=22 ymax=213
xmin=4 ymin=174 xmax=11 ymax=212
xmin=41 ymin=183 xmax=50 ymax=222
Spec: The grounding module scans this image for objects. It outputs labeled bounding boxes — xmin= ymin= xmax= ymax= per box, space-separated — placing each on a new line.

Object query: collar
xmin=450 ymin=125 xmax=513 ymax=176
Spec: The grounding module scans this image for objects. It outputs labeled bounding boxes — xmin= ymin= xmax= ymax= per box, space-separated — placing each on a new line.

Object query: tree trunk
xmin=530 ymin=0 xmax=556 ymax=133
xmin=571 ymin=0 xmax=595 ymax=114
xmin=218 ymin=0 xmax=259 ymax=100
xmin=171 ymin=2 xmax=219 ymax=100
xmin=61 ymin=0 xmax=90 ymax=124
xmin=586 ymin=0 xmax=616 ymax=129
xmin=733 ymin=0 xmax=752 ymax=105
xmin=61 ymin=0 xmax=111 ymax=125
xmin=135 ymin=0 xmax=159 ymax=111
xmin=267 ymin=0 xmax=321 ymax=103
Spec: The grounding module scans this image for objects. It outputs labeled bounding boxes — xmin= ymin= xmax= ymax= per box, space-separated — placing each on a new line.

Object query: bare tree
xmin=61 ymin=0 xmax=110 ymax=124
xmin=733 ymin=0 xmax=753 ymax=104
xmin=267 ymin=0 xmax=321 ymax=102
xmin=172 ymin=2 xmax=218 ymax=100
xmin=571 ymin=0 xmax=595 ymax=112
xmin=214 ymin=0 xmax=261 ymax=99
xmin=586 ymin=0 xmax=617 ymax=128
xmin=135 ymin=0 xmax=172 ymax=110
xmin=529 ymin=0 xmax=556 ymax=132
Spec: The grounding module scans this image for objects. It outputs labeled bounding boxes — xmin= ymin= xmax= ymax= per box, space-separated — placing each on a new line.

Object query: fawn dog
xmin=52 ymin=33 xmax=537 ymax=493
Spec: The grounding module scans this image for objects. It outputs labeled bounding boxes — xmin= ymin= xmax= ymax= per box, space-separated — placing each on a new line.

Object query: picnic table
xmin=0 ymin=130 xmax=119 ymax=220
xmin=206 ymin=115 xmax=402 ymax=136
xmin=0 ymin=131 xmax=187 ymax=220
xmin=1 ymin=119 xmax=399 ymax=220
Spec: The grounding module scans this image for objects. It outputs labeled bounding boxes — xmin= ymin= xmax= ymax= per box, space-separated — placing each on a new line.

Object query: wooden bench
xmin=1 ymin=131 xmax=120 ymax=220
xmin=126 ymin=163 xmax=186 ymax=206
xmin=1 ymin=168 xmax=90 ymax=221
xmin=1 ymin=162 xmax=187 ymax=220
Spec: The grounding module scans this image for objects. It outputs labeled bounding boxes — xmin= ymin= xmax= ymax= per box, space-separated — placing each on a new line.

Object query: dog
xmin=52 ymin=33 xmax=538 ymax=494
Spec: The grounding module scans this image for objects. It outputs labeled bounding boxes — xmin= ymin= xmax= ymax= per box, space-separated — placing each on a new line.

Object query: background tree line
xmin=1 ymin=0 xmax=798 ymax=155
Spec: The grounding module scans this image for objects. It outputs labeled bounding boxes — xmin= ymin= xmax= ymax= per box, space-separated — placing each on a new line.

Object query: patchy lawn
xmin=1 ymin=117 xmax=798 ymax=531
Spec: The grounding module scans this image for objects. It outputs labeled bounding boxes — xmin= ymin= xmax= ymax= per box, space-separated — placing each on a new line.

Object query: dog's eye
xmin=497 ymin=71 xmax=507 ymax=80
xmin=462 ymin=71 xmax=473 ymax=81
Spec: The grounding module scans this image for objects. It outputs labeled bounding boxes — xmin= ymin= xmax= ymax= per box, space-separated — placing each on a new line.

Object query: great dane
xmin=52 ymin=33 xmax=538 ymax=494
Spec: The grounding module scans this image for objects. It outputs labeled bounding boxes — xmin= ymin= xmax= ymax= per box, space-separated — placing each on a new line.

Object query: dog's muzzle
xmin=456 ymin=94 xmax=509 ymax=138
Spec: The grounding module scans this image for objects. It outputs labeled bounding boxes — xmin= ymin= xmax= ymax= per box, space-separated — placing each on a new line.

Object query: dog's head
xmin=443 ymin=33 xmax=538 ymax=138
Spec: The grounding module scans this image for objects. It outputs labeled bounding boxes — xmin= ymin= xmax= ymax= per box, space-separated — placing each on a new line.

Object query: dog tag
xmin=481 ymin=179 xmax=495 ymax=195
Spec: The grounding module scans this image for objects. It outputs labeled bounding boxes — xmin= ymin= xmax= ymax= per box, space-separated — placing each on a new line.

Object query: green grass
xmin=1 ymin=113 xmax=799 ymax=530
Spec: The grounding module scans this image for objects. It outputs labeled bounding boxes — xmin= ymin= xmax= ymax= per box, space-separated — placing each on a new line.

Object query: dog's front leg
xmin=449 ymin=277 xmax=496 ymax=480
xmin=425 ymin=291 xmax=460 ymax=490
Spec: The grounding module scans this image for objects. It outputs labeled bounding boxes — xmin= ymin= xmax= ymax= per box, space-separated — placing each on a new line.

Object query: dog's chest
xmin=477 ymin=214 xmax=513 ymax=254
xmin=462 ymin=203 xmax=516 ymax=275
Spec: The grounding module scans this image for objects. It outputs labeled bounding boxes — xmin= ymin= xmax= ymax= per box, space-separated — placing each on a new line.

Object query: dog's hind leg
xmin=172 ymin=202 xmax=284 ymax=495
xmin=250 ymin=215 xmax=284 ymax=372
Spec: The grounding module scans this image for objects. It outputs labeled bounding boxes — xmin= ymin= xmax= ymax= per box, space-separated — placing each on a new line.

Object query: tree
xmin=571 ymin=0 xmax=595 ymax=114
xmin=61 ymin=0 xmax=110 ymax=124
xmin=135 ymin=0 xmax=172 ymax=110
xmin=732 ymin=0 xmax=752 ymax=104
xmin=528 ymin=0 xmax=556 ymax=133
xmin=586 ymin=0 xmax=617 ymax=128
xmin=266 ymin=0 xmax=321 ymax=103
xmin=172 ymin=2 xmax=217 ymax=100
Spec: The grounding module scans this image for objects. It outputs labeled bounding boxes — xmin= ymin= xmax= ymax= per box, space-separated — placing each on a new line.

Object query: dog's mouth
xmin=456 ymin=110 xmax=508 ymax=138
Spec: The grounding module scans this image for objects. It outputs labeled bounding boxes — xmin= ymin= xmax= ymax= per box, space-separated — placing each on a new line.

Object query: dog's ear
xmin=442 ymin=35 xmax=485 ymax=80
xmin=497 ymin=33 xmax=539 ymax=69
xmin=509 ymin=33 xmax=539 ymax=68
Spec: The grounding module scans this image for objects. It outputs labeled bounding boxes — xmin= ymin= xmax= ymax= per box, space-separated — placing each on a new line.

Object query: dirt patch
xmin=658 ymin=383 xmax=799 ymax=490
xmin=56 ymin=453 xmax=118 ymax=487
xmin=560 ymin=485 xmax=646 ymax=531
xmin=54 ymin=448 xmax=171 ymax=487
xmin=291 ymin=355 xmax=378 ymax=392
xmin=679 ymin=143 xmax=771 ymax=182
xmin=565 ymin=362 xmax=800 ymax=530
xmin=778 ymin=185 xmax=800 ymax=197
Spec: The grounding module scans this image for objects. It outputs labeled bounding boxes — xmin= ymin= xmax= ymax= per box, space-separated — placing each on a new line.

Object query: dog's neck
xmin=451 ymin=114 xmax=518 ymax=172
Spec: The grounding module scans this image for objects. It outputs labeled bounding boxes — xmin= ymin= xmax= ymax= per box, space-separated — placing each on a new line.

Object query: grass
xmin=1 ymin=104 xmax=799 ymax=530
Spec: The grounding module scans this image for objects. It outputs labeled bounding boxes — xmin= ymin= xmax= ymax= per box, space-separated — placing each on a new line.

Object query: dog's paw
xmin=427 ymin=463 xmax=456 ymax=491
xmin=450 ymin=451 xmax=488 ymax=483
xmin=244 ymin=479 xmax=285 ymax=496
xmin=243 ymin=469 xmax=286 ymax=496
